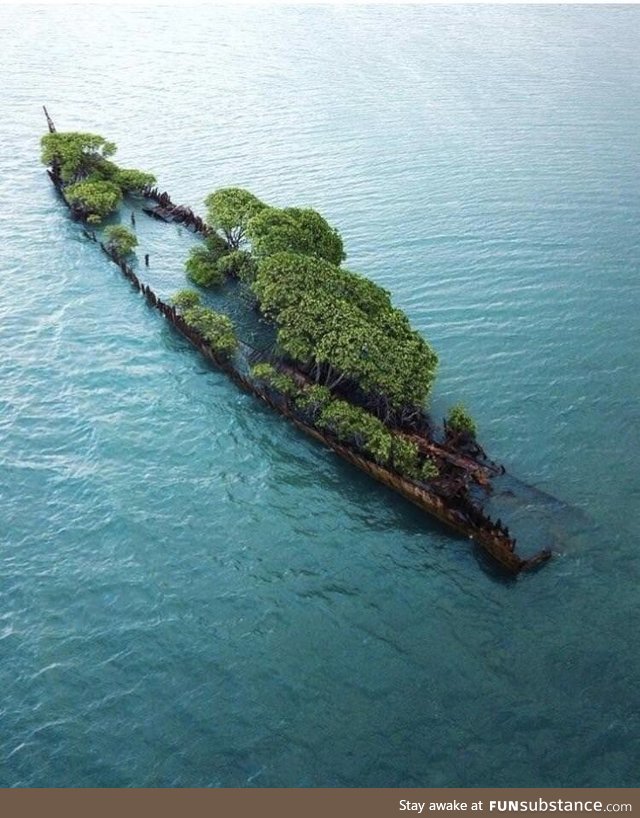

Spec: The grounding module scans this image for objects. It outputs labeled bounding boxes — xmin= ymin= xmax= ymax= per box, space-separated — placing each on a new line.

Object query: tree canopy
xmin=41 ymin=131 xmax=156 ymax=222
xmin=251 ymin=363 xmax=300 ymax=397
xmin=216 ymin=250 xmax=257 ymax=284
xmin=41 ymin=132 xmax=116 ymax=183
xmin=112 ymin=167 xmax=157 ymax=193
xmin=247 ymin=206 xmax=345 ymax=265
xmin=104 ymin=224 xmax=138 ymax=257
xmin=447 ymin=403 xmax=477 ymax=437
xmin=252 ymin=252 xmax=392 ymax=319
xmin=65 ymin=180 xmax=122 ymax=223
xmin=252 ymin=252 xmax=438 ymax=416
xmin=204 ymin=188 xmax=266 ymax=249
xmin=185 ymin=246 xmax=226 ymax=288
xmin=171 ymin=296 xmax=238 ymax=358
xmin=171 ymin=290 xmax=202 ymax=311
xmin=317 ymin=399 xmax=394 ymax=464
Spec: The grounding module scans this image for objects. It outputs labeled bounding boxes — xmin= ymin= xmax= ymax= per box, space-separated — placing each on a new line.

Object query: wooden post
xmin=43 ymin=105 xmax=56 ymax=133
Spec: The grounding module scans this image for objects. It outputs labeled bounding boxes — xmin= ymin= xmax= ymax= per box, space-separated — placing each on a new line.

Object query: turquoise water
xmin=1 ymin=5 xmax=639 ymax=787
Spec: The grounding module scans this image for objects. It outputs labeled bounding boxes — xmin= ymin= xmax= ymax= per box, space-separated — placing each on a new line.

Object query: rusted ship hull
xmin=104 ymin=235 xmax=550 ymax=574
xmin=42 ymin=109 xmax=551 ymax=574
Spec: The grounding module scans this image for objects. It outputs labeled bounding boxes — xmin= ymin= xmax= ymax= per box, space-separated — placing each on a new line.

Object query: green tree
xmin=247 ymin=206 xmax=345 ymax=265
xmin=216 ymin=250 xmax=257 ymax=284
xmin=420 ymin=458 xmax=440 ymax=481
xmin=254 ymin=253 xmax=392 ymax=319
xmin=204 ymin=232 xmax=231 ymax=260
xmin=294 ymin=384 xmax=333 ymax=418
xmin=171 ymin=290 xmax=201 ymax=311
xmin=205 ymin=188 xmax=266 ymax=249
xmin=104 ymin=224 xmax=138 ymax=257
xmin=185 ymin=246 xmax=225 ymax=288
xmin=390 ymin=436 xmax=421 ymax=479
xmin=447 ymin=403 xmax=477 ymax=437
xmin=113 ymin=168 xmax=157 ymax=193
xmin=250 ymin=363 xmax=300 ymax=397
xmin=182 ymin=306 xmax=237 ymax=357
xmin=317 ymin=400 xmax=393 ymax=464
xmin=252 ymin=253 xmax=438 ymax=415
xmin=41 ymin=132 xmax=117 ymax=183
xmin=42 ymin=133 xmax=156 ymax=209
xmin=65 ymin=179 xmax=122 ymax=223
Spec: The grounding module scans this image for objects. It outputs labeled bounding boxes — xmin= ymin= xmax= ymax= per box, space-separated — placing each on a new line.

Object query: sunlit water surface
xmin=0 ymin=6 xmax=639 ymax=787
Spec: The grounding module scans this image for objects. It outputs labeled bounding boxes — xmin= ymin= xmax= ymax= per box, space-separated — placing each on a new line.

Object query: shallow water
xmin=0 ymin=5 xmax=639 ymax=787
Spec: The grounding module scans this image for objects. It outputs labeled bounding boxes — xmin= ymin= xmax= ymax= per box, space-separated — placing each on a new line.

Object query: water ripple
xmin=0 ymin=3 xmax=639 ymax=790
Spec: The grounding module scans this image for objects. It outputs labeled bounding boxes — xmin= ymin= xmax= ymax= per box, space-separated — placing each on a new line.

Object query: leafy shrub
xmin=65 ymin=180 xmax=122 ymax=223
xmin=390 ymin=436 xmax=421 ymax=479
xmin=447 ymin=403 xmax=477 ymax=437
xmin=317 ymin=400 xmax=393 ymax=464
xmin=294 ymin=385 xmax=333 ymax=417
xmin=205 ymin=232 xmax=231 ymax=261
xmin=104 ymin=224 xmax=138 ymax=257
xmin=251 ymin=363 xmax=300 ymax=397
xmin=420 ymin=458 xmax=440 ymax=481
xmin=216 ymin=250 xmax=257 ymax=283
xmin=112 ymin=168 xmax=157 ymax=193
xmin=171 ymin=290 xmax=201 ymax=311
xmin=182 ymin=306 xmax=237 ymax=357
xmin=185 ymin=246 xmax=225 ymax=288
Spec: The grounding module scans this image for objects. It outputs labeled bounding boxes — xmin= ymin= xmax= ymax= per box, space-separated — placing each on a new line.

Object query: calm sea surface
xmin=0 ymin=5 xmax=639 ymax=787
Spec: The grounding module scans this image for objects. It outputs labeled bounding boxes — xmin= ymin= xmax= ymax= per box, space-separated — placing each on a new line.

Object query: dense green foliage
xmin=317 ymin=399 xmax=394 ymax=464
xmin=181 ymin=305 xmax=238 ymax=357
xmin=182 ymin=229 xmax=238 ymax=289
xmin=420 ymin=458 xmax=440 ymax=480
xmin=204 ymin=232 xmax=232 ymax=260
xmin=250 ymin=364 xmax=440 ymax=482
xmin=247 ymin=364 xmax=442 ymax=480
xmin=205 ymin=188 xmax=266 ymax=249
xmin=202 ymin=186 xmax=344 ymax=265
xmin=184 ymin=241 xmax=256 ymax=289
xmin=185 ymin=246 xmax=225 ymax=288
xmin=252 ymin=252 xmax=438 ymax=415
xmin=294 ymin=384 xmax=333 ymax=418
xmin=390 ymin=437 xmax=421 ymax=480
xmin=247 ymin=206 xmax=345 ymax=265
xmin=41 ymin=132 xmax=116 ymax=183
xmin=104 ymin=224 xmax=138 ymax=257
xmin=65 ymin=180 xmax=123 ymax=224
xmin=112 ymin=167 xmax=157 ymax=193
xmin=250 ymin=363 xmax=277 ymax=381
xmin=447 ymin=403 xmax=477 ymax=437
xmin=250 ymin=363 xmax=299 ymax=397
xmin=42 ymin=131 xmax=156 ymax=222
xmin=171 ymin=289 xmax=201 ymax=311
xmin=216 ymin=250 xmax=257 ymax=283
xmin=171 ymin=291 xmax=237 ymax=356
xmin=253 ymin=252 xmax=392 ymax=318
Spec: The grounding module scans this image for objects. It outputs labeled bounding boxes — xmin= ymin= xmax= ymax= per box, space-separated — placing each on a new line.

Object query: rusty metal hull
xmin=41 ymin=109 xmax=551 ymax=574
